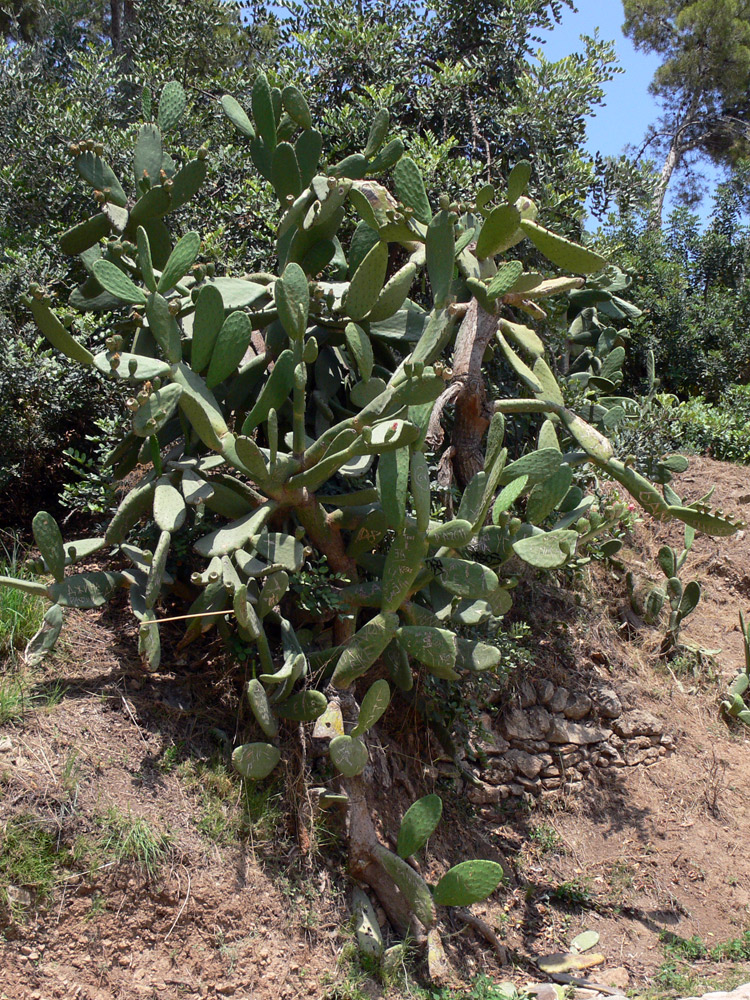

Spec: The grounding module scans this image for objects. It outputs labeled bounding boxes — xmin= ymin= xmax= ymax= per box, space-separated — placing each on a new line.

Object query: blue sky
xmin=537 ymin=0 xmax=720 ymax=219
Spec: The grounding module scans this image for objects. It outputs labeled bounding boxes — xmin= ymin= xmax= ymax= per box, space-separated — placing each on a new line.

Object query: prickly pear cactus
xmin=5 ymin=75 xmax=744 ymax=949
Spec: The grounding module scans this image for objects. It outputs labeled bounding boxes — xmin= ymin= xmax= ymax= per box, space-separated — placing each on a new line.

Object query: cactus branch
xmin=427 ymin=299 xmax=499 ymax=488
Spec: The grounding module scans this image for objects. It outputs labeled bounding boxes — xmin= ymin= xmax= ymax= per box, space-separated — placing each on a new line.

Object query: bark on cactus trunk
xmin=427 ymin=298 xmax=499 ymax=489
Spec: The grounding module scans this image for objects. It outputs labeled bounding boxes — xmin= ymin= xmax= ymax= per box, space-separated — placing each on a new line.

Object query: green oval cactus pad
xmin=432 ymin=859 xmax=504 ymax=907
xmin=396 ymin=626 xmax=458 ymax=678
xmin=374 ymin=845 xmax=436 ymax=927
xmin=397 ymin=794 xmax=443 ymax=859
xmin=221 ymin=95 xmax=255 ymax=138
xmin=32 ymin=511 xmax=65 ymax=583
xmin=24 ymin=604 xmax=64 ymax=667
xmin=245 ymin=679 xmax=278 ymax=738
xmin=519 ymin=220 xmax=607 ymax=274
xmin=352 ymin=888 xmax=384 ymax=958
xmin=351 ymin=679 xmax=391 ymax=737
xmin=331 ymin=612 xmax=399 ymax=689
xmin=232 ymin=742 xmax=281 ymax=780
xmin=329 ymin=735 xmax=369 ymax=776
xmin=570 ymin=930 xmax=600 ymax=954
xmin=276 ymin=690 xmax=328 ymax=722
xmin=345 ymin=240 xmax=388 ymax=321
xmin=158 ymin=81 xmax=187 ymax=132
xmin=153 ymin=479 xmax=186 ymax=533
xmin=392 ymin=157 xmax=431 ymax=224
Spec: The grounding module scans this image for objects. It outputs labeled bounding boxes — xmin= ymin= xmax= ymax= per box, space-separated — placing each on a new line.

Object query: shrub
xmin=1 ymin=78 xmax=740 ymax=957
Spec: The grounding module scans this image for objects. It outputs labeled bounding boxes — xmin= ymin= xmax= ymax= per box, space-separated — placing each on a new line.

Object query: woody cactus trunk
xmin=4 ymin=79 xmax=743 ymax=945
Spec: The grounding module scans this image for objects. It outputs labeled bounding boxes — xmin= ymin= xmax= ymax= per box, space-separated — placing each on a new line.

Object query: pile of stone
xmin=468 ymin=678 xmax=674 ymax=804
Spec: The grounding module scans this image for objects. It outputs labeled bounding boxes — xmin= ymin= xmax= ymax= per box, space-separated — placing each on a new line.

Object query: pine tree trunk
xmin=109 ymin=0 xmax=121 ymax=52
xmin=649 ymin=138 xmax=681 ymax=229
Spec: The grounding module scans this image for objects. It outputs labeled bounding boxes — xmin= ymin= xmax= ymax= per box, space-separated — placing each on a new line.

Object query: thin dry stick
xmin=148 ymin=609 xmax=235 ymax=624
xmin=120 ymin=695 xmax=149 ymax=748
xmin=164 ymin=865 xmax=191 ymax=942
xmin=56 ymin=860 xmax=118 ymax=883
xmin=455 ymin=908 xmax=508 ymax=964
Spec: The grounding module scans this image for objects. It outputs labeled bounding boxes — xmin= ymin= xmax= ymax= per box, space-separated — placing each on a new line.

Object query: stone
xmin=536 ymin=679 xmax=555 ymax=705
xmin=0 ymin=736 xmax=12 ymax=752
xmin=612 ymin=709 xmax=663 ymax=739
xmin=500 ymin=706 xmax=552 ymax=742
xmin=516 ymin=775 xmax=542 ymax=792
xmin=564 ymin=693 xmax=593 ymax=720
xmin=504 ymin=749 xmax=545 ymax=779
xmin=631 ymin=735 xmax=653 ymax=750
xmin=598 ymin=967 xmax=629 ymax=991
xmin=519 ymin=680 xmax=537 ymax=708
xmin=593 ymin=686 xmax=622 ymax=719
xmin=485 ymin=763 xmax=515 ymax=785
xmin=684 ymin=987 xmax=750 ymax=1000
xmin=474 ymin=714 xmax=510 ymax=755
xmin=541 ymin=776 xmax=562 ymax=789
xmin=548 ymin=687 xmax=569 ymax=713
xmin=548 ymin=717 xmax=608 ymax=745
xmin=526 ymin=985 xmax=559 ymax=1000
xmin=511 ymin=739 xmax=550 ymax=753
xmin=6 ymin=885 xmax=32 ymax=908
xmin=509 ymin=783 xmax=525 ymax=796
xmin=468 ymin=782 xmax=508 ymax=804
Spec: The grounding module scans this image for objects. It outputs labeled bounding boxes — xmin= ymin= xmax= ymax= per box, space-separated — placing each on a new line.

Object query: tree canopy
xmin=623 ymin=0 xmax=750 ymax=223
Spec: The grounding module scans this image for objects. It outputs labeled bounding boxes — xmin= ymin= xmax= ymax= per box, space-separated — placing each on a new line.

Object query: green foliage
xmin=720 ymin=611 xmax=750 ymax=727
xmin=673 ymin=385 xmax=750 ymax=465
xmin=95 ymin=808 xmax=172 ymax=877
xmin=0 ymin=815 xmax=65 ymax=906
xmin=0 ymin=539 xmax=46 ymax=662
xmin=623 ymin=0 xmax=750 ymax=218
xmin=605 ymin=184 xmax=750 ymax=400
xmin=1 ymin=77 xmax=738 ymax=954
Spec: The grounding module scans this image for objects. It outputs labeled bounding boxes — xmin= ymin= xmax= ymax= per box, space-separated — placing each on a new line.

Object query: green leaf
xmin=352 ymin=679 xmax=391 ymax=737
xmin=275 ymin=263 xmax=309 ymax=340
xmin=232 ymin=742 xmax=281 ymax=780
xmin=281 ymin=85 xmax=312 ymax=129
xmin=393 ymin=157 xmax=432 ymax=224
xmin=329 ymin=735 xmax=369 ymax=776
xmin=158 ymin=81 xmax=186 ymax=132
xmin=92 ymin=260 xmax=147 ymax=305
xmin=432 ymin=860 xmax=504 ymax=907
xmin=571 ymin=931 xmax=600 ymax=954
xmin=475 ymin=204 xmax=521 ymax=259
xmin=157 ymin=231 xmax=200 ymax=294
xmin=206 ymin=310 xmax=252 ymax=388
xmin=32 ymin=511 xmax=65 ymax=583
xmin=426 ymin=210 xmax=455 ymax=307
xmin=345 ymin=241 xmax=388 ymax=321
xmin=397 ymin=794 xmax=443 ymax=859
xmin=345 ymin=322 xmax=374 ymax=380
xmin=221 ymin=95 xmax=255 ymax=137
xmin=519 ymin=220 xmax=607 ymax=274
xmin=252 ymin=72 xmax=277 ymax=150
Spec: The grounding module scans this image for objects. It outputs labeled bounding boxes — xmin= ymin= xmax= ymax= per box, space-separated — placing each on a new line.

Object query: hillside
xmin=1 ymin=456 xmax=749 ymax=1000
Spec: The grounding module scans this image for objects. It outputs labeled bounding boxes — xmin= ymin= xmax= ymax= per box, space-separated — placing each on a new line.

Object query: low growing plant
xmin=721 ymin=610 xmax=750 ymax=727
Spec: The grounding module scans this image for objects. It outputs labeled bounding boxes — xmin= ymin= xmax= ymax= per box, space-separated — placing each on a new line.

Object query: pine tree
xmin=623 ymin=0 xmax=750 ymax=225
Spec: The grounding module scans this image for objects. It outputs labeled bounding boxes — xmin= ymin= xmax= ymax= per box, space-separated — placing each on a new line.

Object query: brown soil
xmin=1 ymin=455 xmax=750 ymax=1000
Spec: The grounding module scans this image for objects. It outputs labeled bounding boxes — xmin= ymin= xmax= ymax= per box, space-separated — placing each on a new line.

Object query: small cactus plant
xmin=721 ymin=611 xmax=750 ymax=727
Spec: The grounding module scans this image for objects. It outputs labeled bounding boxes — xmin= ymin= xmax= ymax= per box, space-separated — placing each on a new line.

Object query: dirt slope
xmin=1 ymin=456 xmax=749 ymax=1000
